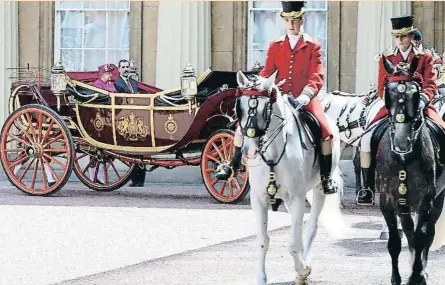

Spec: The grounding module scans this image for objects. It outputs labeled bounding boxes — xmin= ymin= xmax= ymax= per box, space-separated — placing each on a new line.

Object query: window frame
xmin=247 ymin=1 xmax=328 ymax=81
xmin=53 ymin=1 xmax=131 ymax=71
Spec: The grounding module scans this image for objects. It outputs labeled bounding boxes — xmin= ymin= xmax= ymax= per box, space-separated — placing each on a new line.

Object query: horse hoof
xmin=296 ymin=266 xmax=311 ymax=284
xmin=380 ymin=232 xmax=389 ymax=240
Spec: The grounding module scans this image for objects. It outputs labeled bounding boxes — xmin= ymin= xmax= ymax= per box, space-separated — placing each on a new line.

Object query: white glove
xmin=419 ymin=99 xmax=426 ymax=110
xmin=295 ymin=94 xmax=311 ymax=106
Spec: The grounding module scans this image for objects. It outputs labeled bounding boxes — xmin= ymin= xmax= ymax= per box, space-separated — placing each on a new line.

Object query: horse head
xmin=235 ymin=70 xmax=282 ymax=139
xmin=381 ymin=55 xmax=424 ymax=159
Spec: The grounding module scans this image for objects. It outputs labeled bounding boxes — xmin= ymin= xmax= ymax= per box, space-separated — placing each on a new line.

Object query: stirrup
xmin=356 ymin=188 xmax=375 ymax=206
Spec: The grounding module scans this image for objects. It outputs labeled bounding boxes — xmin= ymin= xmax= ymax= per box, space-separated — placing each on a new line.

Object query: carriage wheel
xmin=0 ymin=104 xmax=74 ymax=196
xmin=73 ymin=138 xmax=136 ymax=192
xmin=201 ymin=129 xmax=249 ymax=204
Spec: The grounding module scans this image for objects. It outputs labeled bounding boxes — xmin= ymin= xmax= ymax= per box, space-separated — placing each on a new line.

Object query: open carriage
xmin=0 ymin=62 xmax=259 ymax=204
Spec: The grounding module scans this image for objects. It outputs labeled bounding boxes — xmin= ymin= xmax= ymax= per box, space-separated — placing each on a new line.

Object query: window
xmin=54 ymin=1 xmax=130 ymax=71
xmin=247 ymin=1 xmax=327 ymax=86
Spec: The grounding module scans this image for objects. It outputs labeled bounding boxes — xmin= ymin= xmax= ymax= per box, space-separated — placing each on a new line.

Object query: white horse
xmin=235 ymin=70 xmax=347 ymax=285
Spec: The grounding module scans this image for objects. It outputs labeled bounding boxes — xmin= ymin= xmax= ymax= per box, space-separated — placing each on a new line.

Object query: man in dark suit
xmin=114 ymin=59 xmax=146 ymax=187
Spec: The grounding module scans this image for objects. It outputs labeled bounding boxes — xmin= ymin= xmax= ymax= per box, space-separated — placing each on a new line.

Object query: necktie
xmin=127 ymin=80 xmax=134 ymax=93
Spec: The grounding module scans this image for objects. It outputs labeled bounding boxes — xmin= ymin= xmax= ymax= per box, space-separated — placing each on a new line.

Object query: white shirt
xmin=287 ymin=33 xmax=301 ymax=50
xmin=399 ymin=45 xmax=413 ymax=61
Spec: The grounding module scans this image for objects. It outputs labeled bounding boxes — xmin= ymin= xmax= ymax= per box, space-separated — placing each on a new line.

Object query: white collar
xmin=287 ymin=33 xmax=301 ymax=49
xmin=399 ymin=45 xmax=413 ymax=60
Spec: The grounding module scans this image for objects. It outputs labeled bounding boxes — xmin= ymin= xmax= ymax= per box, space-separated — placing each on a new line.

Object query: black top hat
xmin=281 ymin=1 xmax=306 ymax=18
xmin=390 ymin=15 xmax=417 ymax=36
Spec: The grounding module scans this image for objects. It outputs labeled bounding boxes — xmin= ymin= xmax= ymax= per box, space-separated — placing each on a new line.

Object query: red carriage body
xmin=1 ymin=63 xmax=259 ymax=203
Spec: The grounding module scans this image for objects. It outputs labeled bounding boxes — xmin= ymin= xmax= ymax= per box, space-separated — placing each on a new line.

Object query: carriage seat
xmin=153 ymin=68 xmax=260 ymax=107
xmin=66 ymin=84 xmax=110 ymax=104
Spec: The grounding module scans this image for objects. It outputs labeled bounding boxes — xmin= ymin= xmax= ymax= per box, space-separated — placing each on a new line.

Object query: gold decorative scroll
xmin=117 ymin=112 xmax=149 ymax=141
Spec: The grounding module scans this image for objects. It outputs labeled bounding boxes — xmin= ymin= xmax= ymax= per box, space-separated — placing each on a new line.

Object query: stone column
xmin=155 ymin=1 xmax=211 ymax=89
xmin=355 ymin=1 xmax=411 ymax=93
xmin=0 ymin=2 xmax=19 ymax=128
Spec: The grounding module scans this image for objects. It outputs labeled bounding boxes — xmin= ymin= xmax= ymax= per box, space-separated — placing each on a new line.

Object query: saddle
xmin=298 ymin=110 xmax=322 ymax=152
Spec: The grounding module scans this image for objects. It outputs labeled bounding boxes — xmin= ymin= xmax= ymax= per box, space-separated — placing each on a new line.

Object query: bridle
xmin=235 ymin=85 xmax=304 ymax=166
xmin=384 ymin=73 xmax=425 ymax=156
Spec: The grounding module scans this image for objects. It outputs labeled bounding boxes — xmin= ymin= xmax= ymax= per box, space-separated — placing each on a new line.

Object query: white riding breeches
xmin=360 ymin=99 xmax=386 ymax=153
xmin=360 ymin=118 xmax=385 ymax=153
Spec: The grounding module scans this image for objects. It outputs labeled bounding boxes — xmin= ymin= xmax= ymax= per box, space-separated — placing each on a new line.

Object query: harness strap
xmin=397 ymin=167 xmax=410 ymax=215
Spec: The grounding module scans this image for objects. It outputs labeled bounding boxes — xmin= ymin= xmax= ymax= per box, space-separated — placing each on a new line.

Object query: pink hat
xmin=98 ymin=64 xmax=115 ymax=74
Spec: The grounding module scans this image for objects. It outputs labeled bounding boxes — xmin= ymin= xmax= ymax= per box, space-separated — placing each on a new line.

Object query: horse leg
xmin=380 ymin=215 xmax=404 ymax=240
xmin=408 ymin=192 xmax=445 ymax=285
xmin=302 ymin=187 xmax=326 ymax=267
xmin=250 ymin=192 xmax=269 ymax=285
xmin=287 ymin=195 xmax=311 ymax=285
xmin=399 ymin=214 xmax=415 ymax=270
xmin=353 ymin=147 xmax=362 ymax=194
xmin=380 ymin=193 xmax=402 ymax=285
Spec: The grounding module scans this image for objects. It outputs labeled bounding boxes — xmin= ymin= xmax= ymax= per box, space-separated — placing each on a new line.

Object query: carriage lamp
xmin=181 ymin=63 xmax=198 ymax=115
xmin=51 ymin=61 xmax=67 ymax=112
xmin=129 ymin=59 xmax=139 ymax=81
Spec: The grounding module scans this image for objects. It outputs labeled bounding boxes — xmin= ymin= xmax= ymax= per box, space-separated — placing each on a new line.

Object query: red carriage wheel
xmin=201 ymin=129 xmax=249 ymax=204
xmin=0 ymin=104 xmax=74 ymax=195
xmin=73 ymin=138 xmax=136 ymax=192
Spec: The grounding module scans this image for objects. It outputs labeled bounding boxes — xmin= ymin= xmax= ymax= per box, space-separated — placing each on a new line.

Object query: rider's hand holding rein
xmin=287 ymin=92 xmax=312 ymax=108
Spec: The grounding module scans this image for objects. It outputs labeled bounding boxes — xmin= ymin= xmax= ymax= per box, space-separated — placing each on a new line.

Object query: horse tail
xmin=306 ymin=166 xmax=349 ymax=239
xmin=431 ymin=199 xmax=445 ymax=251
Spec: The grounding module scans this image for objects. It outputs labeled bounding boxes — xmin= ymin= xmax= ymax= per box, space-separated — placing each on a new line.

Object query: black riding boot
xmin=356 ymin=167 xmax=375 ymax=205
xmin=215 ymin=146 xmax=242 ymax=180
xmin=319 ymin=154 xmax=338 ymax=195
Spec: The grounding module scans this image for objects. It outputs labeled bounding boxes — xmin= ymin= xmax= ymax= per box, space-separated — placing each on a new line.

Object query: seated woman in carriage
xmin=92 ymin=64 xmax=117 ymax=93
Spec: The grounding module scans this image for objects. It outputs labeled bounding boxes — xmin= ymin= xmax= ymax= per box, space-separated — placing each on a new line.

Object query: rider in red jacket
xmin=357 ymin=15 xmax=442 ymax=205
xmin=218 ymin=1 xmax=338 ymax=195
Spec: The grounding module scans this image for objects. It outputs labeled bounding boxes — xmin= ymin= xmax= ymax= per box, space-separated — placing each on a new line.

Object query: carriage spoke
xmin=16 ymin=122 xmax=35 ymax=144
xmin=233 ymin=178 xmax=242 ymax=193
xmin=9 ymin=155 xmax=29 ymax=169
xmin=30 ymin=159 xmax=38 ymax=190
xmin=40 ymin=159 xmax=48 ymax=189
xmin=238 ymin=173 xmax=247 ymax=181
xmin=18 ymin=158 xmax=35 ymax=182
xmin=210 ymin=178 xmax=218 ymax=186
xmin=104 ymin=162 xmax=109 ymax=184
xmin=205 ymin=153 xmax=220 ymax=163
xmin=40 ymin=119 xmax=55 ymax=144
xmin=5 ymin=148 xmax=25 ymax=153
xmin=220 ymin=137 xmax=228 ymax=159
xmin=8 ymin=133 xmax=31 ymax=147
xmin=44 ymin=148 xmax=68 ymax=153
xmin=93 ymin=164 xmax=100 ymax=183
xmin=43 ymin=153 xmax=65 ymax=169
xmin=110 ymin=161 xmax=122 ymax=180
xmin=211 ymin=142 xmax=225 ymax=161
xmin=43 ymin=133 xmax=64 ymax=149
xmin=25 ymin=113 xmax=37 ymax=143
xmin=42 ymin=156 xmax=58 ymax=182
xmin=219 ymin=181 xmax=227 ymax=195
xmin=228 ymin=180 xmax=233 ymax=197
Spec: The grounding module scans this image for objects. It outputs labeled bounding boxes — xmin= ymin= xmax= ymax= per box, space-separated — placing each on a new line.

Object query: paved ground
xmin=0 ymin=176 xmax=444 ymax=285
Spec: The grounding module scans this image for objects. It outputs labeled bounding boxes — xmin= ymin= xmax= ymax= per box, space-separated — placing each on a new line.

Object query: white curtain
xmin=57 ymin=1 xmax=130 ymax=71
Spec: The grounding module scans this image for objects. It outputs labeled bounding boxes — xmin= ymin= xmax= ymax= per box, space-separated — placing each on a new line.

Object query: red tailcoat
xmin=371 ymin=46 xmax=445 ymax=129
xmin=260 ymin=33 xmax=332 ymax=140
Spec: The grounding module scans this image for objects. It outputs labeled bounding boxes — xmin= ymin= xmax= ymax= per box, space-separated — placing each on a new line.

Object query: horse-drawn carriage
xmin=0 ymin=61 xmax=259 ymax=204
